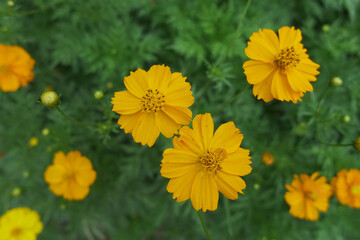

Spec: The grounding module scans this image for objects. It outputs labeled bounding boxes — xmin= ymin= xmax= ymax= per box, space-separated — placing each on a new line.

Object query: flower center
xmin=199 ymin=148 xmax=227 ymax=173
xmin=141 ymin=89 xmax=165 ymax=113
xmin=304 ymin=191 xmax=317 ymax=200
xmin=350 ymin=185 xmax=360 ymax=195
xmin=0 ymin=65 xmax=9 ymax=74
xmin=11 ymin=227 xmax=22 ymax=237
xmin=275 ymin=46 xmax=300 ymax=70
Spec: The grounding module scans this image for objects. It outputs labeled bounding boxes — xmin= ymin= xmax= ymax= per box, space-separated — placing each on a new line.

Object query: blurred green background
xmin=1 ymin=0 xmax=360 ymax=239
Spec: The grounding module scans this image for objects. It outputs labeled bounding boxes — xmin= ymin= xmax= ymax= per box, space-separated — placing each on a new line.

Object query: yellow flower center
xmin=11 ymin=227 xmax=22 ymax=237
xmin=199 ymin=148 xmax=227 ymax=173
xmin=0 ymin=65 xmax=9 ymax=74
xmin=350 ymin=185 xmax=360 ymax=195
xmin=305 ymin=191 xmax=317 ymax=200
xmin=275 ymin=46 xmax=300 ymax=70
xmin=141 ymin=89 xmax=165 ymax=113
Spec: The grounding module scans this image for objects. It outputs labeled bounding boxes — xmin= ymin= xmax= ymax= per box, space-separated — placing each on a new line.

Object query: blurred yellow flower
xmin=331 ymin=169 xmax=360 ymax=209
xmin=261 ymin=152 xmax=274 ymax=165
xmin=285 ymin=172 xmax=332 ymax=221
xmin=161 ymin=113 xmax=252 ymax=212
xmin=0 ymin=207 xmax=43 ymax=240
xmin=44 ymin=151 xmax=96 ymax=201
xmin=111 ymin=65 xmax=194 ymax=147
xmin=243 ymin=26 xmax=320 ymax=103
xmin=0 ymin=44 xmax=35 ymax=92
xmin=28 ymin=137 xmax=38 ymax=147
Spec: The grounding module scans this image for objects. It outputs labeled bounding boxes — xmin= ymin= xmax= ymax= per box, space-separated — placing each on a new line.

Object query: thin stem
xmin=224 ymin=197 xmax=233 ymax=237
xmin=215 ymin=85 xmax=250 ymax=115
xmin=0 ymin=0 xmax=64 ymax=17
xmin=55 ymin=107 xmax=101 ymax=127
xmin=196 ymin=211 xmax=212 ymax=240
xmin=100 ymin=101 xmax=112 ymax=121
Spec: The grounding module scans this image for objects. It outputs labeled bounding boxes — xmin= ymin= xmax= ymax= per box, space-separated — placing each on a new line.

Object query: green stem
xmin=196 ymin=211 xmax=212 ymax=240
xmin=0 ymin=0 xmax=64 ymax=17
xmin=224 ymin=197 xmax=233 ymax=237
xmin=55 ymin=107 xmax=102 ymax=127
xmin=100 ymin=101 xmax=112 ymax=121
xmin=215 ymin=85 xmax=249 ymax=115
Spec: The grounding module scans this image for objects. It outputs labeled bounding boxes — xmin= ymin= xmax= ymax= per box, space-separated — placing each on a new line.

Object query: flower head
xmin=331 ymin=169 xmax=360 ymax=208
xmin=160 ymin=113 xmax=252 ymax=212
xmin=111 ymin=65 xmax=194 ymax=147
xmin=285 ymin=172 xmax=332 ymax=221
xmin=44 ymin=151 xmax=96 ymax=201
xmin=261 ymin=152 xmax=274 ymax=165
xmin=0 ymin=44 xmax=35 ymax=92
xmin=0 ymin=207 xmax=43 ymax=240
xmin=243 ymin=26 xmax=320 ymax=103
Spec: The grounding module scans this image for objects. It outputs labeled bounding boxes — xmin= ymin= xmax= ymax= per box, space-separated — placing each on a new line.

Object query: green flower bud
xmin=42 ymin=128 xmax=50 ymax=136
xmin=11 ymin=187 xmax=22 ymax=197
xmin=342 ymin=115 xmax=351 ymax=123
xmin=353 ymin=137 xmax=360 ymax=152
xmin=254 ymin=183 xmax=260 ymax=190
xmin=7 ymin=1 xmax=14 ymax=7
xmin=322 ymin=24 xmax=330 ymax=33
xmin=330 ymin=77 xmax=343 ymax=87
xmin=94 ymin=90 xmax=104 ymax=100
xmin=23 ymin=171 xmax=30 ymax=178
xmin=41 ymin=91 xmax=60 ymax=108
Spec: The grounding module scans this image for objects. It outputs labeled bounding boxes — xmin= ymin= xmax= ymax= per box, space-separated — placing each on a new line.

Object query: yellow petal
xmin=221 ymin=149 xmax=252 ymax=176
xmin=147 ymin=65 xmax=171 ymax=91
xmin=209 ymin=122 xmax=243 ymax=153
xmin=75 ymin=169 xmax=96 ymax=186
xmin=155 ymin=110 xmax=181 ymax=138
xmin=190 ymin=171 xmax=219 ymax=212
xmin=69 ymin=181 xmax=90 ymax=200
xmin=215 ymin=171 xmax=246 ymax=200
xmin=111 ymin=91 xmax=142 ymax=115
xmin=161 ymin=162 xmax=201 ymax=178
xmin=177 ymin=126 xmax=202 ymax=153
xmin=305 ymin=200 xmax=319 ymax=221
xmin=124 ymin=69 xmax=148 ymax=98
xmin=245 ymin=29 xmax=278 ymax=62
xmin=285 ymin=190 xmax=304 ymax=206
xmin=162 ymin=105 xmax=192 ymax=125
xmin=0 ymin=74 xmax=20 ymax=92
xmin=164 ymin=81 xmax=194 ymax=108
xmin=192 ymin=113 xmax=214 ymax=152
xmin=252 ymin=71 xmax=275 ymax=102
xmin=243 ymin=60 xmax=277 ymax=85
xmin=132 ymin=112 xmax=160 ymax=147
xmin=162 ymin=148 xmax=199 ymax=164
xmin=278 ymin=26 xmax=302 ymax=49
xmin=286 ymin=68 xmax=313 ymax=92
xmin=271 ymin=70 xmax=302 ymax=103
xmin=49 ymin=181 xmax=67 ymax=196
xmin=118 ymin=111 xmax=143 ymax=134
xmin=53 ymin=151 xmax=67 ymax=167
xmin=44 ymin=165 xmax=66 ymax=184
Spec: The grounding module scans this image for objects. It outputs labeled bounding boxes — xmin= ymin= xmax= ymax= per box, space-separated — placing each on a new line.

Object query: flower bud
xmin=261 ymin=152 xmax=274 ymax=165
xmin=11 ymin=187 xmax=22 ymax=197
xmin=254 ymin=183 xmax=260 ymax=190
xmin=107 ymin=82 xmax=113 ymax=89
xmin=94 ymin=90 xmax=104 ymax=100
xmin=28 ymin=137 xmax=38 ymax=147
xmin=42 ymin=128 xmax=50 ymax=136
xmin=353 ymin=137 xmax=360 ymax=152
xmin=41 ymin=91 xmax=60 ymax=108
xmin=330 ymin=77 xmax=343 ymax=87
xmin=322 ymin=24 xmax=330 ymax=33
xmin=7 ymin=1 xmax=14 ymax=7
xmin=23 ymin=171 xmax=30 ymax=178
xmin=342 ymin=115 xmax=350 ymax=123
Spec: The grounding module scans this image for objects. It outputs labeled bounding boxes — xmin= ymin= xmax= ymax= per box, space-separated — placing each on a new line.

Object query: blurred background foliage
xmin=1 ymin=0 xmax=360 ymax=239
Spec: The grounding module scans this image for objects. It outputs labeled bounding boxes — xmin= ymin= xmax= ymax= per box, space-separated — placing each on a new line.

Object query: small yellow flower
xmin=161 ymin=113 xmax=252 ymax=212
xmin=28 ymin=137 xmax=38 ymax=147
xmin=11 ymin=187 xmax=22 ymax=197
xmin=111 ymin=65 xmax=194 ymax=147
xmin=331 ymin=169 xmax=360 ymax=209
xmin=285 ymin=172 xmax=332 ymax=221
xmin=41 ymin=128 xmax=50 ymax=136
xmin=243 ymin=26 xmax=320 ymax=103
xmin=0 ymin=207 xmax=43 ymax=240
xmin=0 ymin=44 xmax=35 ymax=92
xmin=40 ymin=91 xmax=60 ymax=108
xmin=261 ymin=152 xmax=274 ymax=165
xmin=44 ymin=151 xmax=96 ymax=201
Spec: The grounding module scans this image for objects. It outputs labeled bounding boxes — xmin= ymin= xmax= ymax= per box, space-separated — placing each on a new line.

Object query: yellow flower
xmin=160 ymin=113 xmax=252 ymax=212
xmin=111 ymin=65 xmax=194 ymax=147
xmin=44 ymin=151 xmax=96 ymax=201
xmin=261 ymin=152 xmax=274 ymax=165
xmin=0 ymin=44 xmax=35 ymax=92
xmin=0 ymin=207 xmax=43 ymax=240
xmin=28 ymin=137 xmax=38 ymax=147
xmin=243 ymin=26 xmax=320 ymax=103
xmin=331 ymin=169 xmax=360 ymax=208
xmin=285 ymin=172 xmax=332 ymax=221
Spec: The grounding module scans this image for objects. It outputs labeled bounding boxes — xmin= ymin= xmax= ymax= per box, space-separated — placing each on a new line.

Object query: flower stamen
xmin=350 ymin=185 xmax=360 ymax=195
xmin=11 ymin=227 xmax=22 ymax=237
xmin=199 ymin=148 xmax=227 ymax=173
xmin=141 ymin=89 xmax=165 ymax=113
xmin=275 ymin=46 xmax=300 ymax=70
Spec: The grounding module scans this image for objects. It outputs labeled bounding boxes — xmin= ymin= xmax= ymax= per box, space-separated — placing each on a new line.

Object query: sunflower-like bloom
xmin=0 ymin=207 xmax=43 ymax=240
xmin=44 ymin=151 xmax=97 ymax=200
xmin=0 ymin=44 xmax=35 ymax=92
xmin=160 ymin=113 xmax=252 ymax=212
xmin=243 ymin=26 xmax=320 ymax=103
xmin=285 ymin=172 xmax=332 ymax=221
xmin=331 ymin=169 xmax=360 ymax=208
xmin=111 ymin=65 xmax=194 ymax=147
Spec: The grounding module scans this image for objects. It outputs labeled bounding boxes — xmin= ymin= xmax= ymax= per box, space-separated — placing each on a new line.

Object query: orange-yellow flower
xmin=44 ymin=151 xmax=96 ymax=201
xmin=261 ymin=152 xmax=274 ymax=165
xmin=285 ymin=172 xmax=332 ymax=221
xmin=243 ymin=26 xmax=320 ymax=103
xmin=0 ymin=207 xmax=43 ymax=240
xmin=331 ymin=169 xmax=360 ymax=208
xmin=111 ymin=65 xmax=194 ymax=147
xmin=0 ymin=44 xmax=35 ymax=92
xmin=161 ymin=113 xmax=252 ymax=212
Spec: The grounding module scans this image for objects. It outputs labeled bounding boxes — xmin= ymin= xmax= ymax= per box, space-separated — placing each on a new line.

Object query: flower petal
xmin=245 ymin=29 xmax=278 ymax=62
xmin=75 ymin=169 xmax=96 ymax=186
xmin=118 ymin=111 xmax=143 ymax=134
xmin=124 ymin=69 xmax=148 ymax=98
xmin=161 ymin=162 xmax=201 ymax=178
xmin=286 ymin=68 xmax=313 ymax=92
xmin=221 ymin=149 xmax=252 ymax=176
xmin=252 ymin=71 xmax=275 ymax=102
xmin=209 ymin=122 xmax=243 ymax=153
xmin=215 ymin=171 xmax=246 ymax=200
xmin=162 ymin=148 xmax=199 ymax=164
xmin=155 ymin=110 xmax=181 ymax=138
xmin=192 ymin=113 xmax=214 ymax=152
xmin=0 ymin=74 xmax=20 ymax=92
xmin=44 ymin=165 xmax=66 ymax=184
xmin=147 ymin=65 xmax=171 ymax=92
xmin=243 ymin=60 xmax=277 ymax=85
xmin=162 ymin=105 xmax=192 ymax=125
xmin=132 ymin=112 xmax=160 ymax=147
xmin=278 ymin=26 xmax=302 ymax=49
xmin=271 ymin=70 xmax=303 ymax=103
xmin=111 ymin=91 xmax=142 ymax=115
xmin=190 ymin=171 xmax=219 ymax=212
